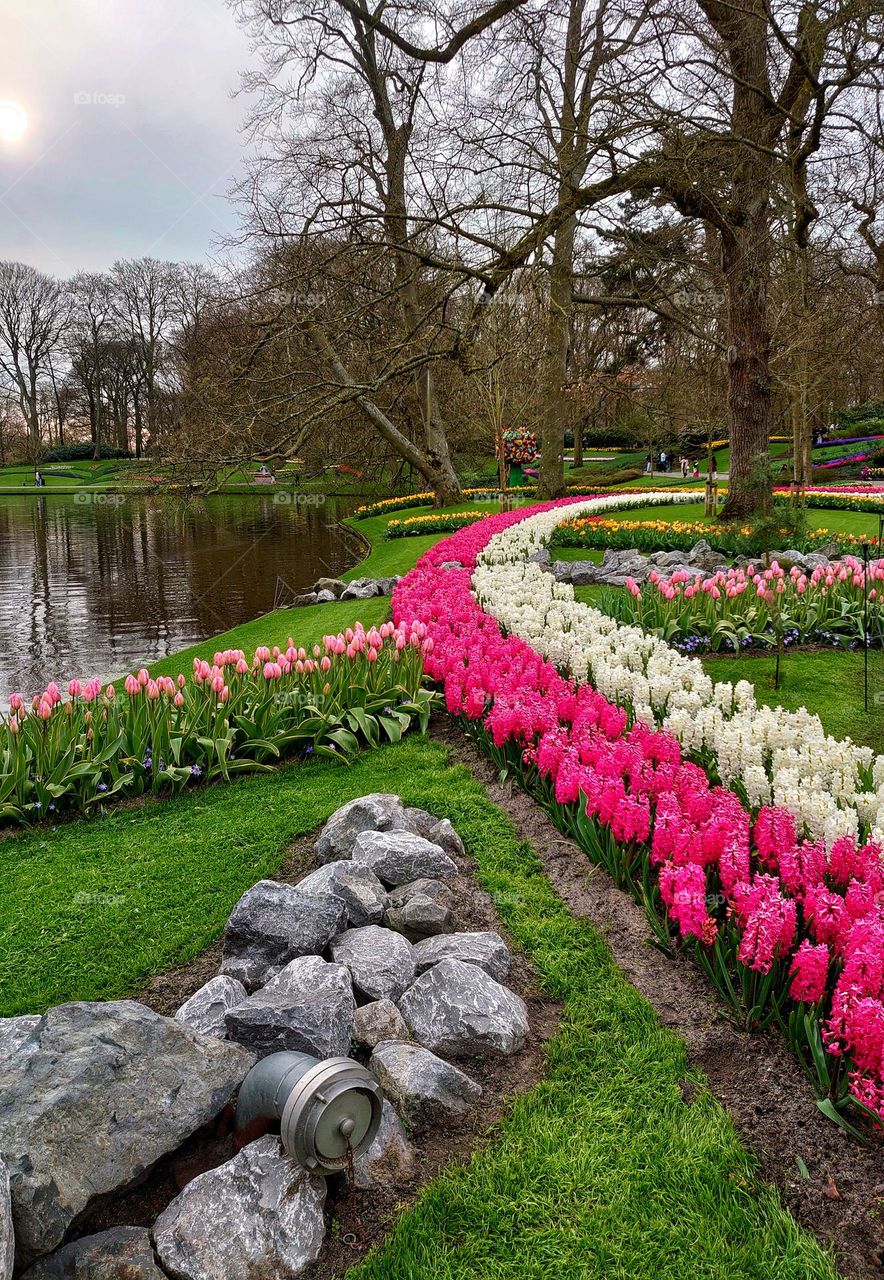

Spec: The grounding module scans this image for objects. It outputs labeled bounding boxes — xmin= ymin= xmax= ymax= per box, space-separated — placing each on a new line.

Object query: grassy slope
xmin=148 ymin=502 xmax=518 ymax=677
xmin=0 ymin=735 xmax=837 ymax=1279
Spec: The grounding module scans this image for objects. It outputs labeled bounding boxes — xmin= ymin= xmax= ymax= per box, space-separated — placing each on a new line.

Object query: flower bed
xmin=598 ymin=557 xmax=884 ymax=655
xmin=552 ymin=514 xmax=863 ymax=557
xmin=385 ymin=511 xmax=488 ymax=538
xmin=0 ymin=623 xmax=434 ymax=824
xmin=780 ymin=487 xmax=884 ymax=516
xmin=393 ymin=495 xmax=884 ymax=1131
xmin=353 ymin=487 xmax=537 ymax=519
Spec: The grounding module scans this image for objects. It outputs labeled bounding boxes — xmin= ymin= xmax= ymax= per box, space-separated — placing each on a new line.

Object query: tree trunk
xmin=719 ymin=224 xmax=773 ymax=519
xmin=420 ymin=367 xmax=460 ymax=506
xmin=538 ymin=217 xmax=575 ymax=498
xmin=573 ymin=420 xmax=583 ymax=469
xmin=134 ymin=395 xmax=143 ymax=459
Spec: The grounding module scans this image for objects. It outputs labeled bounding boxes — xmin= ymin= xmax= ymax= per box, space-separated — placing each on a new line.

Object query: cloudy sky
xmin=0 ymin=0 xmax=255 ymax=276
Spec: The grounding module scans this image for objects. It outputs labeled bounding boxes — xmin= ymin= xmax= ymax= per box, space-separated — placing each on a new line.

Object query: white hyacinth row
xmin=473 ymin=494 xmax=884 ymax=848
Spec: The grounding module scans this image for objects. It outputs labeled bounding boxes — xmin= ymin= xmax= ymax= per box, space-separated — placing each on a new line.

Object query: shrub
xmin=42 ymin=443 xmax=131 ymax=462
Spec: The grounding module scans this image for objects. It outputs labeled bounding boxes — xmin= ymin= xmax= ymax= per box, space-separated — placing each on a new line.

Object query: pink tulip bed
xmin=0 ymin=623 xmax=434 ymax=824
xmin=606 ymin=557 xmax=884 ymax=654
xmin=392 ymin=500 xmax=884 ymax=1135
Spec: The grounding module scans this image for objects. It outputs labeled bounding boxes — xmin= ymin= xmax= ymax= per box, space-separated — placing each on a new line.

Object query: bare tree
xmin=68 ymin=272 xmax=116 ymax=457
xmin=0 ymin=262 xmax=69 ymax=455
xmin=111 ymin=257 xmax=180 ymax=456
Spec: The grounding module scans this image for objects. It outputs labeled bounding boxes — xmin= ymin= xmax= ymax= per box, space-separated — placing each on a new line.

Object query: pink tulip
xmin=174 ymin=691 xmax=184 ymax=707
xmin=68 ymin=679 xmax=82 ymax=698
xmin=137 ymin=669 xmax=149 ymax=687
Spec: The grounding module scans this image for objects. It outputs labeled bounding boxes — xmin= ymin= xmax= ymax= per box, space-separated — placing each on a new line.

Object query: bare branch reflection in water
xmin=0 ymin=493 xmax=358 ymax=700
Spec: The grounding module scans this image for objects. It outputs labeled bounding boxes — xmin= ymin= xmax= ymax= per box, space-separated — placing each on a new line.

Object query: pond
xmin=0 ymin=493 xmax=361 ymax=703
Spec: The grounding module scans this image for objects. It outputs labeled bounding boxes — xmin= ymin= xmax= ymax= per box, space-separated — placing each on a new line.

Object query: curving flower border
xmin=473 ymin=502 xmax=884 ymax=847
xmin=393 ymin=495 xmax=884 ymax=1128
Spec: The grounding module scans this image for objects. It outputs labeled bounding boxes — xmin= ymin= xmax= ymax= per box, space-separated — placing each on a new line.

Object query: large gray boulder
xmin=315 ymin=794 xmax=407 ymax=863
xmin=224 ymin=955 xmax=355 ymax=1059
xmin=175 ymin=975 xmax=248 ymax=1040
xmin=649 ymin=550 xmax=689 ymax=567
xmin=19 ymin=1228 xmax=165 ymax=1280
xmin=0 ymin=1015 xmax=40 ymax=1064
xmin=352 ymin=1100 xmax=416 ymax=1189
xmin=400 ymin=808 xmax=465 ymax=857
xmin=152 ymin=1136 xmax=326 ymax=1280
xmin=772 ymin=548 xmax=809 ymax=570
xmin=353 ymin=999 xmax=409 ymax=1050
xmin=0 ymin=1159 xmax=12 ymax=1280
xmin=296 ymin=860 xmax=386 ymax=927
xmin=313 ymin=577 xmax=346 ymax=597
xmin=426 ymin=818 xmax=465 ymax=859
xmin=402 ymin=806 xmax=440 ymax=841
xmin=340 ymin=579 xmax=382 ymax=601
xmin=0 ymin=1001 xmax=254 ymax=1266
xmin=687 ymin=539 xmax=727 ymax=572
xmin=220 ymin=880 xmax=346 ymax=989
xmin=351 ymin=831 xmax=457 ymax=887
xmin=330 ymin=926 xmax=416 ymax=1001
xmin=398 ymin=958 xmax=529 ymax=1058
xmin=412 ymin=931 xmax=511 ymax=983
xmin=370 ymin=1040 xmax=481 ymax=1126
xmin=569 ymin=560 xmax=601 ymax=586
xmin=384 ymin=878 xmax=454 ymax=941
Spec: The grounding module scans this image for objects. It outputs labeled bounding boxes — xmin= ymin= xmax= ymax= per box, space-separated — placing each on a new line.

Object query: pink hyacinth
xmin=788 ymin=940 xmax=831 ymax=1004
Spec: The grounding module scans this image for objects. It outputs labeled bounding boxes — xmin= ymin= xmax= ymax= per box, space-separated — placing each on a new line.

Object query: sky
xmin=0 ymin=0 xmax=256 ymax=276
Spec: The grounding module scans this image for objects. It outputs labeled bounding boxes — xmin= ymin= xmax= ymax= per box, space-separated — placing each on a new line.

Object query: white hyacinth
xmin=472 ymin=494 xmax=884 ymax=847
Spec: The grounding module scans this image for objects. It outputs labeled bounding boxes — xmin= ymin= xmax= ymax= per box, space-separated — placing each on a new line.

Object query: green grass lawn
xmin=0 ymin=734 xmax=838 ymax=1279
xmin=702 ymin=650 xmax=884 ymax=750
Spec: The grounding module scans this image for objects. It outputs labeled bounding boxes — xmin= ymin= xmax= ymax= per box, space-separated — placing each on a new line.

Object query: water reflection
xmin=0 ymin=494 xmax=359 ymax=701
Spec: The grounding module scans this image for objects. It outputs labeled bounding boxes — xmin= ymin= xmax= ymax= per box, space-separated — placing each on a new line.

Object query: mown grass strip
xmin=0 ymin=735 xmax=838 ymax=1277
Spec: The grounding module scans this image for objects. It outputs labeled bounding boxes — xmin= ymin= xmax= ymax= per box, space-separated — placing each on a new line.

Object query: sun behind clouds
xmin=0 ymin=99 xmax=27 ymax=144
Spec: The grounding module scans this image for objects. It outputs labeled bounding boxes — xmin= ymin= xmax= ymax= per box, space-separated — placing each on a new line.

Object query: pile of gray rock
xmin=540 ymin=538 xmax=844 ymax=589
xmin=0 ymin=794 xmax=528 ymax=1280
xmin=290 ymin=575 xmax=402 ymax=607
